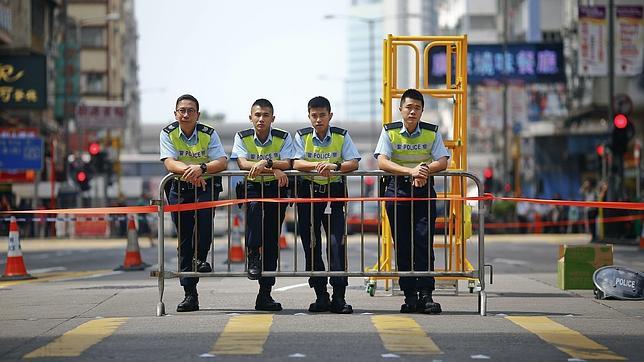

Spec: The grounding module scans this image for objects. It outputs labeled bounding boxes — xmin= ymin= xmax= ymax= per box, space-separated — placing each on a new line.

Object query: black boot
xmin=308 ymin=285 xmax=330 ymax=312
xmin=417 ymin=288 xmax=442 ymax=314
xmin=196 ymin=260 xmax=212 ymax=273
xmin=255 ymin=286 xmax=282 ymax=311
xmin=400 ymin=290 xmax=418 ymax=313
xmin=330 ymin=286 xmax=353 ymax=314
xmin=177 ymin=290 xmax=199 ymax=312
xmin=247 ymin=248 xmax=261 ymax=280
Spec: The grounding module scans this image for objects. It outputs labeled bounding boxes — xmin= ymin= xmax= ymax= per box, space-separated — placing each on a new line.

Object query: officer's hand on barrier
xmin=315 ymin=162 xmax=333 ymax=178
xmin=249 ymin=160 xmax=267 ymax=178
xmin=413 ymin=177 xmax=427 ymax=188
xmin=410 ymin=163 xmax=429 ymax=179
xmin=182 ymin=164 xmax=202 ymax=183
xmin=274 ymin=169 xmax=289 ymax=188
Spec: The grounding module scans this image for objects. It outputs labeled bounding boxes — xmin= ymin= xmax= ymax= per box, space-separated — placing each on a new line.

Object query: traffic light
xmin=69 ymin=159 xmax=92 ymax=191
xmin=611 ymin=113 xmax=635 ymax=155
xmin=483 ymin=167 xmax=493 ymax=193
xmin=88 ymin=141 xmax=110 ymax=174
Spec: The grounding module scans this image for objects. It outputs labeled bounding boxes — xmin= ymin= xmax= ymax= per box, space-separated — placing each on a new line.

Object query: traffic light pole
xmin=607 ymin=0 xmax=618 ymax=201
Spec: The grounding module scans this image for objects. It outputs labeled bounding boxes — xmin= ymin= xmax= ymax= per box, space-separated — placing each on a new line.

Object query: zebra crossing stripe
xmin=24 ymin=318 xmax=128 ymax=358
xmin=507 ymin=316 xmax=625 ymax=360
xmin=211 ymin=314 xmax=274 ymax=355
xmin=371 ymin=315 xmax=442 ymax=355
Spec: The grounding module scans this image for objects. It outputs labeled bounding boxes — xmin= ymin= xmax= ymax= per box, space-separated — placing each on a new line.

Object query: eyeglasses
xmin=175 ymin=108 xmax=197 ymax=115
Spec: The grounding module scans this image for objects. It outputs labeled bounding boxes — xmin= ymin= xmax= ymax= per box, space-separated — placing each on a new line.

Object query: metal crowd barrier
xmin=151 ymin=170 xmax=488 ymax=316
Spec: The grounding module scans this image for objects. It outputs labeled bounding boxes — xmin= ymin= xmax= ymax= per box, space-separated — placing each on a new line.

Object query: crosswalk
xmin=18 ymin=314 xmax=626 ymax=360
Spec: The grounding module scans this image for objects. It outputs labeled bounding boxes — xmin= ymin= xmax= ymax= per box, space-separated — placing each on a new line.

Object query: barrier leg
xmin=156 ymin=195 xmax=166 ymax=317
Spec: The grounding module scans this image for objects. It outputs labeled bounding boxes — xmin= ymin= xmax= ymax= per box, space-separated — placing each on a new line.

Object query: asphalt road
xmin=1 ymin=233 xmax=643 ymax=361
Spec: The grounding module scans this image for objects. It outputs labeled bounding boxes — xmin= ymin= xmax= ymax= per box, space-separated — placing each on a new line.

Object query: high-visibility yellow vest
xmin=385 ymin=121 xmax=438 ymax=168
xmin=297 ymin=126 xmax=345 ymax=185
xmin=238 ymin=127 xmax=288 ymax=183
xmin=164 ymin=121 xmax=214 ymax=179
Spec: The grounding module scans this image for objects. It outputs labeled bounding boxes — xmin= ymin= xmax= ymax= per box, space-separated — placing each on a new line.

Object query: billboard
xmin=0 ymin=55 xmax=47 ymax=109
xmin=427 ymin=43 xmax=566 ymax=85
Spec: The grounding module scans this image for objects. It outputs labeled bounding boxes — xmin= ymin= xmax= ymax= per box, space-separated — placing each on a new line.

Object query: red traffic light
xmin=483 ymin=167 xmax=493 ymax=179
xmin=76 ymin=170 xmax=87 ymax=182
xmin=88 ymin=142 xmax=101 ymax=156
xmin=596 ymin=144 xmax=604 ymax=156
xmin=613 ymin=114 xmax=628 ymax=129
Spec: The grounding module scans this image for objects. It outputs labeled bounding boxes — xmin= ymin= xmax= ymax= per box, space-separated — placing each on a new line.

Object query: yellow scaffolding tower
xmin=366 ymin=34 xmax=475 ymax=296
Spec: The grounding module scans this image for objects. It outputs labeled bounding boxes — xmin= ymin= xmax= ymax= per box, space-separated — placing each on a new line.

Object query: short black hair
xmin=400 ymin=88 xmax=424 ymax=108
xmin=176 ymin=94 xmax=199 ymax=111
xmin=307 ymin=96 xmax=331 ymax=113
xmin=252 ymin=98 xmax=274 ymax=114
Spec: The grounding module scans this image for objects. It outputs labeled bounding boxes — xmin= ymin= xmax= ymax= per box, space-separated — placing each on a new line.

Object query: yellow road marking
xmin=211 ymin=314 xmax=274 ymax=355
xmin=0 ymin=270 xmax=113 ymax=288
xmin=507 ymin=316 xmax=625 ymax=360
xmin=371 ymin=315 xmax=442 ymax=355
xmin=24 ymin=317 xmax=127 ymax=358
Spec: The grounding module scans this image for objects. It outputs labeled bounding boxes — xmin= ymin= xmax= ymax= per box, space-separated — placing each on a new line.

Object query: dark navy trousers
xmin=384 ymin=176 xmax=437 ymax=293
xmin=167 ymin=179 xmax=219 ymax=291
xmin=297 ymin=181 xmax=348 ymax=289
xmin=244 ymin=181 xmax=288 ymax=287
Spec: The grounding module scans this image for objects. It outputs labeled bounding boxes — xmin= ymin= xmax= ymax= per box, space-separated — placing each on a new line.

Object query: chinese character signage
xmin=578 ymin=6 xmax=608 ymax=76
xmin=75 ymin=102 xmax=126 ymax=130
xmin=0 ymin=128 xmax=43 ymax=172
xmin=0 ymin=55 xmax=47 ymax=109
xmin=616 ymin=5 xmax=643 ymax=76
xmin=427 ymin=43 xmax=565 ymax=85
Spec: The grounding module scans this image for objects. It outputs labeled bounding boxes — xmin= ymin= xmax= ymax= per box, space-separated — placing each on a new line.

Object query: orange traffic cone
xmin=639 ymin=225 xmax=644 ymax=251
xmin=1 ymin=216 xmax=35 ymax=280
xmin=279 ymin=221 xmax=288 ymax=249
xmin=228 ymin=214 xmax=244 ymax=263
xmin=115 ymin=215 xmax=149 ymax=271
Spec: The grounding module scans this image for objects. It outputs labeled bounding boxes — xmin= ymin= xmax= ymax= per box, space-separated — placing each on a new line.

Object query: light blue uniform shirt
xmin=373 ymin=120 xmax=450 ymax=161
xmin=159 ymin=123 xmax=227 ymax=161
xmin=294 ymin=127 xmax=362 ymax=161
xmin=230 ymin=127 xmax=295 ymax=160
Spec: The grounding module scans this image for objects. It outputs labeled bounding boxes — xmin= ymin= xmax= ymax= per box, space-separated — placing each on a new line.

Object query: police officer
xmin=160 ymin=94 xmax=228 ymax=312
xmin=374 ymin=88 xmax=449 ymax=314
xmin=293 ymin=96 xmax=360 ymax=314
xmin=231 ymin=98 xmax=294 ymax=311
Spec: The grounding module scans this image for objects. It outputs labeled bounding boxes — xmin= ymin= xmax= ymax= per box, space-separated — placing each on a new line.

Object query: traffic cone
xmin=279 ymin=221 xmax=288 ymax=249
xmin=1 ymin=216 xmax=35 ymax=280
xmin=228 ymin=214 xmax=244 ymax=263
xmin=639 ymin=225 xmax=644 ymax=251
xmin=115 ymin=215 xmax=149 ymax=271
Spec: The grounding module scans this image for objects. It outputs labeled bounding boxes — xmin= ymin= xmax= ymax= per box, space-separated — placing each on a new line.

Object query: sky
xmin=135 ymin=0 xmax=348 ymax=124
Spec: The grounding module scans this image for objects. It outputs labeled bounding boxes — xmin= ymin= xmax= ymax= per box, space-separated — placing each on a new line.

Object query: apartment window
xmin=81 ymin=27 xmax=106 ymax=48
xmin=82 ymin=72 xmax=106 ymax=94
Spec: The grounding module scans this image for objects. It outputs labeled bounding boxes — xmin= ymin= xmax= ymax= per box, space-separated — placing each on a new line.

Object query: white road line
xmin=29 ymin=266 xmax=67 ymax=274
xmin=491 ymin=258 xmax=529 ymax=266
xmin=274 ymin=283 xmax=308 ymax=292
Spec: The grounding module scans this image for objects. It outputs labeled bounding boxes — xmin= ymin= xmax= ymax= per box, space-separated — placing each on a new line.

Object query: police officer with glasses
xmin=160 ymin=94 xmax=228 ymax=313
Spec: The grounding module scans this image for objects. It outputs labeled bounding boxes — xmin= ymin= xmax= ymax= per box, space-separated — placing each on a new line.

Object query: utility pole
xmin=501 ymin=0 xmax=509 ymax=187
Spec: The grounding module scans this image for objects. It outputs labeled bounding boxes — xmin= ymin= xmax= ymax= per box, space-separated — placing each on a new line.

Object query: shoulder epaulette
xmin=162 ymin=121 xmax=179 ymax=134
xmin=419 ymin=122 xmax=438 ymax=132
xmin=297 ymin=127 xmax=314 ymax=136
xmin=238 ymin=128 xmax=255 ymax=138
xmin=271 ymin=128 xmax=288 ymax=139
xmin=330 ymin=126 xmax=347 ymax=135
xmin=197 ymin=123 xmax=214 ymax=135
xmin=384 ymin=121 xmax=403 ymax=130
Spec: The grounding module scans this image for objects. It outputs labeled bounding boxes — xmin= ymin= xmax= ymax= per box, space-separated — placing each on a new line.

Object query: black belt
xmin=387 ymin=176 xmax=434 ymax=187
xmin=301 ymin=180 xmax=343 ymax=195
xmin=247 ymin=180 xmax=280 ymax=188
xmin=173 ymin=178 xmax=211 ymax=190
